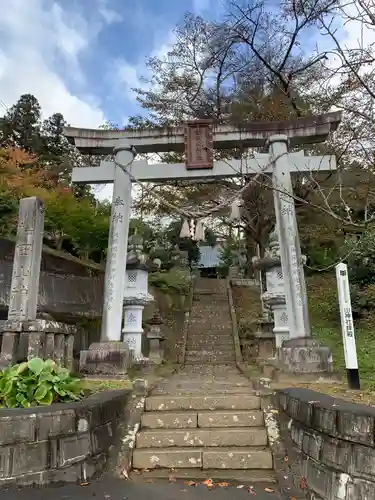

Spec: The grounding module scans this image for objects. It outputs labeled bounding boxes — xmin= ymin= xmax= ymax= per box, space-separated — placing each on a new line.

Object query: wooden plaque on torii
xmin=184 ymin=120 xmax=213 ymax=170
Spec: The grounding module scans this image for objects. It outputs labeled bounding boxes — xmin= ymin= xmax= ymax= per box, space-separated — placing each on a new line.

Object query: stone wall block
xmin=58 ymin=433 xmax=91 ymax=468
xmin=301 ymin=428 xmax=323 ymax=462
xmin=0 ymin=447 xmax=12 ymax=479
xmin=346 ymin=478 xmax=375 ymax=499
xmin=337 ymin=410 xmax=375 ymax=446
xmin=91 ymin=422 xmax=114 ymax=455
xmin=0 ymin=415 xmax=36 ymax=445
xmin=302 ymin=456 xmax=334 ymax=499
xmin=311 ymin=404 xmax=337 ymax=436
xmin=320 ymin=435 xmax=351 ymax=474
xmin=351 ymin=444 xmax=375 ymax=481
xmin=36 ymin=410 xmax=76 ymax=441
xmin=12 ymin=441 xmax=49 ymax=476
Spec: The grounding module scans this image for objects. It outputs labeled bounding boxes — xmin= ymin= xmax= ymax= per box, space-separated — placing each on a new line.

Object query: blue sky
xmin=0 ymin=0 xmax=221 ymax=128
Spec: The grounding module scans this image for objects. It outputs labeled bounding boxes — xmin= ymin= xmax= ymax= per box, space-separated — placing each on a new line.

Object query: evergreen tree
xmin=0 ymin=94 xmax=42 ymax=154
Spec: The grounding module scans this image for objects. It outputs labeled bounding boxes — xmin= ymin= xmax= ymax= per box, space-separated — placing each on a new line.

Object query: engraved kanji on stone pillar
xmin=8 ymin=197 xmax=44 ymax=321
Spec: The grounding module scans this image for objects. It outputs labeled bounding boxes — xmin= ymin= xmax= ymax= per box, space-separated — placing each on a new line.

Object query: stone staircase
xmin=132 ymin=278 xmax=276 ymax=484
xmin=185 ymin=278 xmax=235 ymax=364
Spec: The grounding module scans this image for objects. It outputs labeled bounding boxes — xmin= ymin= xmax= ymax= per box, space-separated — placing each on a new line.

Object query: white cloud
xmin=114 ymin=29 xmax=176 ymax=99
xmin=0 ymin=0 xmax=119 ymax=127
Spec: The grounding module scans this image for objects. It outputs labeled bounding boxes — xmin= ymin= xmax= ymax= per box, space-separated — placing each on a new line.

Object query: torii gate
xmin=64 ymin=112 xmax=341 ymax=345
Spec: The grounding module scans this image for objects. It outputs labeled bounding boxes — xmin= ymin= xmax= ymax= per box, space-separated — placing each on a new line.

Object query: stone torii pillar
xmin=269 ymin=135 xmax=310 ymax=339
xmin=101 ymin=140 xmax=134 ymax=342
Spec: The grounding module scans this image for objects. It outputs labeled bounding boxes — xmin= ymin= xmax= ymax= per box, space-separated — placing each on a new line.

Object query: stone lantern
xmin=122 ymin=234 xmax=154 ymax=360
xmin=261 ymin=227 xmax=290 ymax=348
xmin=145 ymin=311 xmax=165 ymax=364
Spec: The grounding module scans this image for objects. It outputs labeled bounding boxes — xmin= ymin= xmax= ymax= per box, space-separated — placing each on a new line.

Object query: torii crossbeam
xmin=64 ymin=113 xmax=342 ymax=347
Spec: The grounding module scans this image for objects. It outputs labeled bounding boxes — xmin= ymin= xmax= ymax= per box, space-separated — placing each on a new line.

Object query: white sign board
xmin=335 ymin=262 xmax=358 ymax=370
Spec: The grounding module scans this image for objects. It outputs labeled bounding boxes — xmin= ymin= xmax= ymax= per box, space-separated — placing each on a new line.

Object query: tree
xmin=128 ymin=10 xmax=320 ymax=260
xmin=127 ymin=0 xmax=375 ymax=272
xmin=0 ymin=94 xmax=43 ymax=155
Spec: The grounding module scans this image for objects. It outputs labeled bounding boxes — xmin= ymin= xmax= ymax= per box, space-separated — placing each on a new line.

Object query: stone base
xmin=0 ymin=320 xmax=76 ymax=370
xmin=278 ymin=337 xmax=333 ymax=373
xmin=79 ymin=341 xmax=133 ymax=377
xmin=256 ymin=319 xmax=274 ymax=335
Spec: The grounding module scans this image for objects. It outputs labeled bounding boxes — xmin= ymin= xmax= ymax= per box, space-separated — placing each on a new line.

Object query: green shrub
xmin=0 ymin=358 xmax=84 ymax=408
xmin=149 ymin=268 xmax=191 ymax=295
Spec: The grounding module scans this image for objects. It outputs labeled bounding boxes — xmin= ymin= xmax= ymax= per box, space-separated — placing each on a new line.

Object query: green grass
xmin=82 ymin=379 xmax=133 ymax=393
xmin=308 ymin=274 xmax=375 ymax=388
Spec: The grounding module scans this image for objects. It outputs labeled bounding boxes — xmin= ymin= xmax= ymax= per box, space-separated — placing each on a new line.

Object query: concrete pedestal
xmin=278 ymin=337 xmax=333 ymax=373
xmin=79 ymin=341 xmax=133 ymax=377
xmin=0 ymin=320 xmax=76 ymax=370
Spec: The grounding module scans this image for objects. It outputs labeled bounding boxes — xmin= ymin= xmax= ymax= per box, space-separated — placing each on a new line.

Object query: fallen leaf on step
xmin=300 ymin=477 xmax=307 ymax=489
xmin=203 ymin=479 xmax=214 ymax=488
xmin=248 ymin=486 xmax=257 ymax=496
xmin=169 ymin=476 xmax=177 ymax=483
xmin=185 ymin=481 xmax=197 ymax=486
xmin=217 ymin=482 xmax=230 ymax=487
xmin=264 ymin=488 xmax=275 ymax=493
xmin=237 ymin=485 xmax=245 ymax=489
xmin=80 ymin=481 xmax=89 ymax=486
xmin=121 ymin=469 xmax=130 ymax=479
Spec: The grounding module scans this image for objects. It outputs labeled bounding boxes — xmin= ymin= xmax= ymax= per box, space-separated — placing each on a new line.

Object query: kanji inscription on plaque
xmin=185 ymin=120 xmax=213 ymax=170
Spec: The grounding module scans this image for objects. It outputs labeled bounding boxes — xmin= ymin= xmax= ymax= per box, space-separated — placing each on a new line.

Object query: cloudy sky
xmin=0 ymin=0 xmax=223 ymax=199
xmin=0 ymin=0 xmax=221 ymax=128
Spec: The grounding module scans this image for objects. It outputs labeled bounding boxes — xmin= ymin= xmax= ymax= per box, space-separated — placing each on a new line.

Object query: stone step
xmin=136 ymin=427 xmax=268 ymax=448
xmin=186 ymin=342 xmax=234 ymax=349
xmin=187 ymin=333 xmax=233 ymax=340
xmin=153 ymin=378 xmax=248 ymax=386
xmin=185 ymin=349 xmax=235 ymax=357
xmin=145 ymin=394 xmax=260 ymax=411
xmin=132 ymin=468 xmax=277 ymax=484
xmin=186 ymin=338 xmax=233 ymax=346
xmin=132 ymin=447 xmax=273 ymax=470
xmin=203 ymin=447 xmax=273 ymax=470
xmin=151 ymin=387 xmax=252 ymax=395
xmin=198 ymin=410 xmax=264 ymax=428
xmin=184 ymin=356 xmax=236 ymax=364
xmin=142 ymin=412 xmax=198 ymax=429
xmin=141 ymin=410 xmax=262 ymax=429
xmin=184 ymin=360 xmax=237 ymax=366
xmin=188 ymin=324 xmax=232 ymax=330
xmin=133 ymin=448 xmax=203 ymax=469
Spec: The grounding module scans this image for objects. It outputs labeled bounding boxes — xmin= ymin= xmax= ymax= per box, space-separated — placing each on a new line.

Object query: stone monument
xmin=0 ymin=197 xmax=76 ymax=370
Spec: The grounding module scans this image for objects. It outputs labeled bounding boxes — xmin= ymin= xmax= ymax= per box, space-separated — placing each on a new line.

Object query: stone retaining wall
xmin=277 ymin=387 xmax=375 ymax=499
xmin=0 ymin=389 xmax=132 ymax=487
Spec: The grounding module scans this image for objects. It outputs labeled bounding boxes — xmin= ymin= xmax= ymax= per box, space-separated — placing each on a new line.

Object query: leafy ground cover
xmin=233 ymin=275 xmax=375 ymax=404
